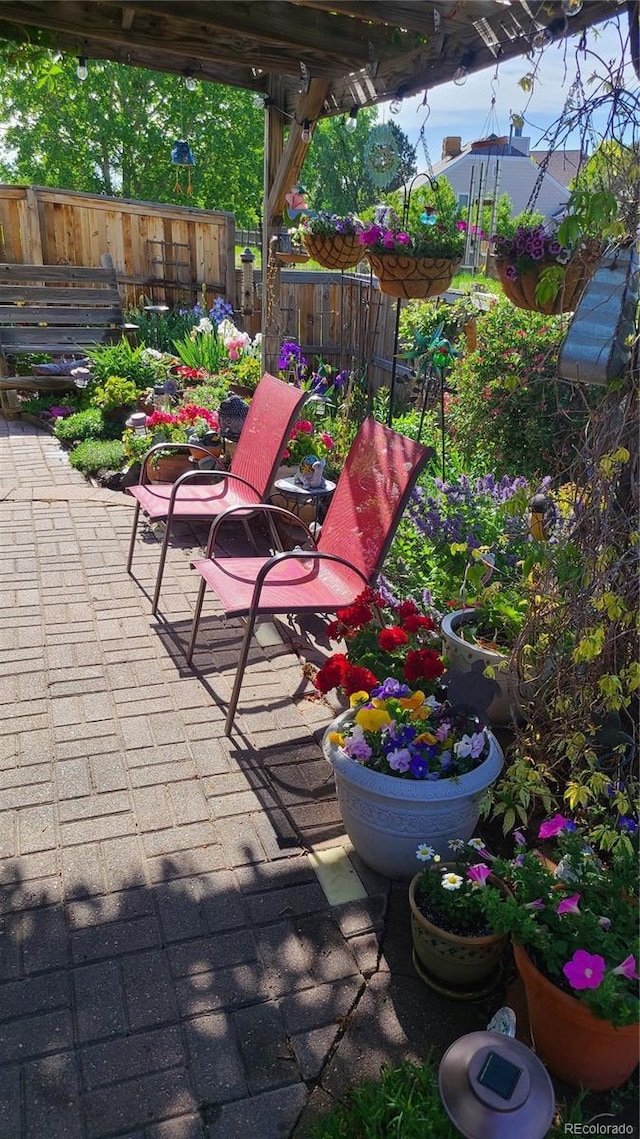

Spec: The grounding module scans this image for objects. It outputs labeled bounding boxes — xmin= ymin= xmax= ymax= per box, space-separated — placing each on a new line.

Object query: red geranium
xmin=314 ymin=653 xmax=349 ymax=694
xmin=403 ymin=649 xmax=445 ymax=684
xmin=342 ymin=664 xmax=379 ymax=697
xmin=396 ymin=599 xmax=419 ymax=620
xmin=402 ymin=614 xmax=435 ymax=633
xmin=378 ymin=626 xmax=408 ymax=651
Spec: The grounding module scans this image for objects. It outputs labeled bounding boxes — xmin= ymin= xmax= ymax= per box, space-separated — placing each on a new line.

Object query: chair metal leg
xmin=241 ymin=517 xmax=259 ymax=553
xmin=152 ymin=520 xmax=173 ymax=616
xmin=186 ymin=576 xmax=208 ymax=665
xmin=225 ymin=608 xmax=258 ymax=736
xmin=126 ymin=501 xmax=141 ymax=572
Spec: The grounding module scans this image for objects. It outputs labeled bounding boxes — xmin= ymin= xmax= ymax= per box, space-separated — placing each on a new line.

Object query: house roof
xmin=530 ymin=149 xmax=585 ymax=188
xmin=0 ymin=1 xmax=621 ymax=119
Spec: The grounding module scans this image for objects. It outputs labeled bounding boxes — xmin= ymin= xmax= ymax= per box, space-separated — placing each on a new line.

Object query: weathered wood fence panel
xmin=0 ymin=184 xmax=425 ymax=386
xmin=0 ymin=185 xmax=236 ymax=308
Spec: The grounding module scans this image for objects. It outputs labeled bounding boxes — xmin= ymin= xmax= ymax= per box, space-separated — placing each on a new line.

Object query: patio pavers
xmin=0 ymin=417 xmax=385 ymax=1138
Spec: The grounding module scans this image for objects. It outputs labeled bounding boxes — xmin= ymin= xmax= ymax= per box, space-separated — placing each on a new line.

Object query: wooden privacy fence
xmin=0 ymin=184 xmax=423 ymax=387
xmin=0 ymin=184 xmax=236 ymax=308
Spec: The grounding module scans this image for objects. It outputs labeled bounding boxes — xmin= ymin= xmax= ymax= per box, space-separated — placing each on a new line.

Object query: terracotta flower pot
xmin=409 ymin=867 xmax=508 ymax=998
xmin=146 ymin=453 xmax=193 ymax=484
xmin=513 ymin=943 xmax=639 ymax=1091
xmin=494 ymin=241 xmax=601 ymax=315
xmin=302 ymin=232 xmax=362 ymax=271
xmin=365 ymin=252 xmax=461 ymax=299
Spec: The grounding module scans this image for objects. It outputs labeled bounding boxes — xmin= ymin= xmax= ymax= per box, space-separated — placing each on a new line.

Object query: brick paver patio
xmin=0 ymin=417 xmax=400 ymax=1138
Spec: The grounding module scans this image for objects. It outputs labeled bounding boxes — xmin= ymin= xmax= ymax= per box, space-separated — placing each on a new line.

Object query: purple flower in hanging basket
xmin=529 ymin=241 xmax=546 ymax=260
xmin=504 ymin=264 xmax=518 ymax=280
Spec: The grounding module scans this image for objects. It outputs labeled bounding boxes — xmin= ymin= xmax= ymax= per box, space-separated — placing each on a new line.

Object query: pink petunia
xmin=321 ymin=433 xmax=334 ymax=449
xmin=538 ymin=814 xmax=571 ymax=839
xmin=563 ymin=949 xmax=606 ymax=991
xmin=466 ymin=864 xmax=491 ymax=888
xmin=557 ymin=893 xmax=581 ymax=916
xmin=524 ymin=898 xmax=544 ymax=910
xmin=613 ymin=955 xmax=640 ymax=981
xmin=396 ymin=232 xmax=411 ymax=245
xmin=294 ymin=420 xmax=313 ymax=433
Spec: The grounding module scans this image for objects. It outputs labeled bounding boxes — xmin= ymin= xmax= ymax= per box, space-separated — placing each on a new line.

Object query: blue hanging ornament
xmin=171 ymin=139 xmax=196 ymax=195
xmin=420 ymin=209 xmax=437 ymax=226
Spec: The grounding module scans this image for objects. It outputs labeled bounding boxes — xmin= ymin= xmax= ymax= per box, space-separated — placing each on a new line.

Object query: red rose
xmin=314 ymin=653 xmax=349 ymax=693
xmin=378 ymin=626 xmax=409 ymax=651
xmin=403 ymin=649 xmax=445 ymax=684
xmin=402 ymin=614 xmax=435 ymax=633
xmin=342 ymin=665 xmax=379 ymax=697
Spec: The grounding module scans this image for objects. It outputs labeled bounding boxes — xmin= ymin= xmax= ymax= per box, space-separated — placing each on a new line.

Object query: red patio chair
xmin=184 ymin=417 xmax=432 ymax=734
xmin=126 ymin=372 xmax=306 ymax=614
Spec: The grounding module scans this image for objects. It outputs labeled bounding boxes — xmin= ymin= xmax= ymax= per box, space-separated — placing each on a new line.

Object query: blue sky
xmin=379 ymin=15 xmax=636 ymax=163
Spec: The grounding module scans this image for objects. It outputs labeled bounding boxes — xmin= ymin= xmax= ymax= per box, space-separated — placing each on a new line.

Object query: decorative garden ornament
xmin=171 ymin=139 xmax=196 ymax=195
xmin=297 ymin=454 xmax=325 ymax=489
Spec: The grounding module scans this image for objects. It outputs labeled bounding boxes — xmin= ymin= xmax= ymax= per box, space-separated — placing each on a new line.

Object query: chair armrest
xmin=165 ymin=469 xmax=264 ymax=515
xmin=203 ymin=501 xmax=314 ymax=556
xmin=247 ymin=548 xmax=371 ymax=613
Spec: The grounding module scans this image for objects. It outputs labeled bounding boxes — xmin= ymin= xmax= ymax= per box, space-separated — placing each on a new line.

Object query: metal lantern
xmin=439 ymin=1031 xmax=555 ymax=1139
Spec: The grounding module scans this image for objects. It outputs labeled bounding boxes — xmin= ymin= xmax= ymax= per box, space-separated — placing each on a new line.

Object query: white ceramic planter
xmin=322 ymin=710 xmax=503 ymax=879
xmin=441 ymin=608 xmax=522 ymax=725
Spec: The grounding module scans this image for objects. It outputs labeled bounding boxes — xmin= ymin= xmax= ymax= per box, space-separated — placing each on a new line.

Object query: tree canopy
xmin=301 ymin=110 xmax=416 ymax=216
xmin=0 ymin=48 xmax=264 ymax=224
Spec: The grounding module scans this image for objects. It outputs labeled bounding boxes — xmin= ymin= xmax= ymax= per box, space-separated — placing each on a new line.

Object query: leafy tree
xmin=0 ymin=47 xmax=264 ymax=223
xmin=301 ymin=109 xmax=416 ymax=215
xmin=570 ymin=140 xmax=639 ymax=238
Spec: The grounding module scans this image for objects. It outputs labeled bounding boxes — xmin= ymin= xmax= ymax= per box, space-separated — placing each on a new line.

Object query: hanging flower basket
xmin=365 ymin=253 xmax=461 ymax=300
xmin=302 ymin=232 xmax=363 ymax=271
xmin=494 ymin=240 xmax=602 ymax=315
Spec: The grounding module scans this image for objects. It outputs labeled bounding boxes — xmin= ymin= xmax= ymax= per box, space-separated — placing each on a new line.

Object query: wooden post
xmin=224 ymin=215 xmax=237 ymax=309
xmin=261 ymin=78 xmax=330 ymax=374
xmin=261 ymin=78 xmax=287 ymax=375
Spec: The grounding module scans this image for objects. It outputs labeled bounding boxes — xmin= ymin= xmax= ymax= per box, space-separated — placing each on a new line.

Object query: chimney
xmin=441 ymin=136 xmax=462 ymax=160
xmin=511 ymin=135 xmax=530 ymax=156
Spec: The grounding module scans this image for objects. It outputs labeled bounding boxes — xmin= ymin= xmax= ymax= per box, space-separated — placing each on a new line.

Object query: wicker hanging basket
xmin=302 ymin=232 xmax=363 ymax=271
xmin=494 ymin=241 xmax=602 ymax=315
xmin=365 ymin=253 xmax=461 ymax=299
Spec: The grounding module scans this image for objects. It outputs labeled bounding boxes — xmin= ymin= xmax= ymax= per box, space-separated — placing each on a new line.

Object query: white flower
xmin=195 ymin=316 xmax=213 ymax=335
xmin=447 ymin=838 xmax=465 ymax=852
xmin=140 ymin=348 xmax=163 ymax=361
xmin=441 ymin=873 xmax=463 ymax=890
xmin=467 ymin=838 xmax=485 ymax=851
xmin=416 ymin=844 xmax=435 ymax=862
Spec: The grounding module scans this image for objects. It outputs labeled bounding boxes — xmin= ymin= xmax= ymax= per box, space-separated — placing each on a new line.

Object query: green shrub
xmin=92 ymin=375 xmax=139 ymax=410
xmin=185 ymin=378 xmax=231 ymax=411
xmin=54 ymin=408 xmax=105 ymax=443
xmin=446 ymin=297 xmax=598 ymax=479
xmin=68 ymin=439 xmax=125 ymax=474
xmin=85 ymin=339 xmax=160 ymax=391
xmin=219 ymin=354 xmax=262 ymax=391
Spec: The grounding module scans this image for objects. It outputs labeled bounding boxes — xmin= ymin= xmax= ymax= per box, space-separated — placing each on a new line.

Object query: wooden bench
xmin=0 ymin=254 xmax=136 ymax=415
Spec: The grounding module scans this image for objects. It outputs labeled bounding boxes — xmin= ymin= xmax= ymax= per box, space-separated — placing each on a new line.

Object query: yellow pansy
xmin=328 ymin=731 xmax=345 ymax=746
xmin=371 ymin=697 xmax=389 ymax=709
xmin=355 ymin=707 xmax=391 ymax=732
xmin=349 ymin=691 xmax=371 ymax=707
xmin=415 ymin=731 xmax=437 ymax=745
xmin=410 ymin=706 xmax=432 ymax=723
xmin=398 ymin=690 xmax=425 ymax=710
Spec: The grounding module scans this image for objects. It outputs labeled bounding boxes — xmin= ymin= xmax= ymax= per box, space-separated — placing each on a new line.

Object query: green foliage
xmin=85 ymin=339 xmax=160 ymax=391
xmin=482 ymin=825 xmax=639 ymax=1027
xmin=173 ymin=324 xmax=226 ymax=374
xmin=310 ymin=1060 xmax=459 ymax=1139
xmin=68 ymin=438 xmax=125 ymax=474
xmin=446 ymin=297 xmax=595 ymax=478
xmin=399 ymin=295 xmax=475 ymax=358
xmin=92 ymin=375 xmax=138 ymax=411
xmin=302 ymin=111 xmax=416 ymax=216
xmin=53 ymin=408 xmax=106 ymax=443
xmin=570 ymin=141 xmax=638 ymax=239
xmin=217 ymin=354 xmax=262 ymax=392
xmin=185 ymin=378 xmax=231 ymax=410
xmin=125 ymin=305 xmax=202 ymax=353
xmin=11 ymin=352 xmax=53 ymax=376
xmin=0 ymin=48 xmax=263 ymax=222
xmin=494 ymin=208 xmax=546 ymax=240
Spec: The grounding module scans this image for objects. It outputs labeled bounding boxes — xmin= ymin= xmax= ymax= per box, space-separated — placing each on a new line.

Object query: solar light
xmin=345 ymin=107 xmax=359 ymax=134
xmin=76 ymin=56 xmax=88 ymax=81
xmin=301 ymin=120 xmax=312 ymax=144
xmin=439 ymin=1031 xmax=555 ymax=1139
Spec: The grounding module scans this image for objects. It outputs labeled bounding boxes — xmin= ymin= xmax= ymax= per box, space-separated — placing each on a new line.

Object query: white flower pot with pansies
xmin=322 ymin=709 xmax=503 ymax=879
